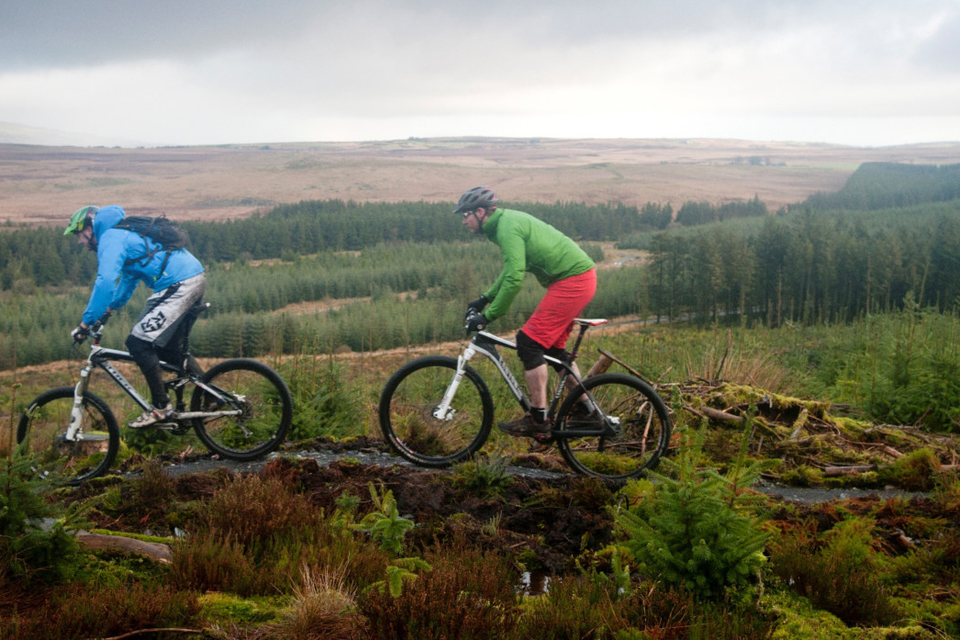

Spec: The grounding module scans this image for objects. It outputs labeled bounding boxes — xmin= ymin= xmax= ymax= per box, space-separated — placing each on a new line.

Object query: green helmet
xmin=64 ymin=206 xmax=99 ymax=235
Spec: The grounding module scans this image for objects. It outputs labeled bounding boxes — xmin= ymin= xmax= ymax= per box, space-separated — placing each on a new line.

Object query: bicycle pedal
xmin=531 ymin=432 xmax=555 ymax=445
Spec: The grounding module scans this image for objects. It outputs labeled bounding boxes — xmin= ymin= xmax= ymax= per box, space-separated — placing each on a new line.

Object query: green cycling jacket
xmin=481 ymin=208 xmax=595 ymax=322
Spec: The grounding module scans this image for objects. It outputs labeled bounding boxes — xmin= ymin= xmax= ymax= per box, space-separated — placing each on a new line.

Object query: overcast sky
xmin=2 ymin=0 xmax=959 ymax=147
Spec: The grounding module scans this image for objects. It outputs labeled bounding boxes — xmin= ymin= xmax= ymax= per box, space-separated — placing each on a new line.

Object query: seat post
xmin=568 ymin=322 xmax=590 ymax=358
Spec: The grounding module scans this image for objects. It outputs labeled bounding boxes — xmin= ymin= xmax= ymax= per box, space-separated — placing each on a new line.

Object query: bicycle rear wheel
xmin=555 ymin=373 xmax=671 ymax=482
xmin=191 ymin=359 xmax=293 ymax=461
xmin=17 ymin=387 xmax=120 ymax=484
xmin=378 ymin=355 xmax=494 ymax=467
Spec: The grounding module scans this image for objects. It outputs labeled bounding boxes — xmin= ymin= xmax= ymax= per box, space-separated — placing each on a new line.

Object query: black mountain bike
xmin=17 ymin=309 xmax=293 ymax=485
xmin=378 ymin=313 xmax=671 ymax=482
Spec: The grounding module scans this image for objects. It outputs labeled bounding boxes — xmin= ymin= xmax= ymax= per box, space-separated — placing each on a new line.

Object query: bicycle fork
xmin=66 ymin=365 xmax=98 ymax=442
xmin=433 ymin=347 xmax=477 ymax=421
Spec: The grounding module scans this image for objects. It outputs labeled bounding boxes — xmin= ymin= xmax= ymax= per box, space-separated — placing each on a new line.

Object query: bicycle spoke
xmin=556 ymin=373 xmax=670 ymax=481
xmin=379 ymin=356 xmax=493 ymax=467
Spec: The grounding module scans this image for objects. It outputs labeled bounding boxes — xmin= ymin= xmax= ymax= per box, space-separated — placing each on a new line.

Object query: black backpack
xmin=113 ymin=215 xmax=190 ymax=270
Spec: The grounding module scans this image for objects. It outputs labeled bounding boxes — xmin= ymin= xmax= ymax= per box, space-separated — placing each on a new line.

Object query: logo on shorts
xmin=140 ymin=311 xmax=167 ymax=333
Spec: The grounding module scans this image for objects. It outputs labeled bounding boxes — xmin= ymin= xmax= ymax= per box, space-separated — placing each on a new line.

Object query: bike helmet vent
xmin=454 ymin=187 xmax=498 ymax=214
xmin=64 ymin=206 xmax=99 ymax=235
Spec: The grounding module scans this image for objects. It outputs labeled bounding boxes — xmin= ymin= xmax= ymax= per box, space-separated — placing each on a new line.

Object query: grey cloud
xmin=0 ymin=1 xmax=319 ymax=70
xmin=3 ymin=0 xmax=954 ymax=72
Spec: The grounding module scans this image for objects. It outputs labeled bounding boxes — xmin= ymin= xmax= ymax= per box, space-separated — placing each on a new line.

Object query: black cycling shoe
xmin=499 ymin=413 xmax=552 ymax=438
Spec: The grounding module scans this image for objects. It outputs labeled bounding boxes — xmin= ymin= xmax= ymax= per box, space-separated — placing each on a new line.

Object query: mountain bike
xmin=378 ymin=312 xmax=671 ymax=482
xmin=17 ymin=308 xmax=293 ymax=485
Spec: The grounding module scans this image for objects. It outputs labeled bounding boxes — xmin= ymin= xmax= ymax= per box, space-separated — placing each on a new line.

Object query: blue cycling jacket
xmin=81 ymin=205 xmax=205 ymax=325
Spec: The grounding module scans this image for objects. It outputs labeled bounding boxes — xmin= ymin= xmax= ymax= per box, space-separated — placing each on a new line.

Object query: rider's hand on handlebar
xmin=71 ymin=325 xmax=90 ymax=343
xmin=464 ymin=310 xmax=488 ymax=332
xmin=465 ymin=295 xmax=489 ymax=317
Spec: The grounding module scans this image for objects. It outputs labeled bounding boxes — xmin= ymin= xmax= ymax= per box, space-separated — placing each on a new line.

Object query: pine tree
xmin=614 ymin=420 xmax=769 ymax=599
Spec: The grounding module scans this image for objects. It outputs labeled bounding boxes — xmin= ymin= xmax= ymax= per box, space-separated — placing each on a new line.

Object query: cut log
xmin=585 ymin=352 xmax=614 ymax=378
xmin=75 ymin=532 xmax=173 ymax=564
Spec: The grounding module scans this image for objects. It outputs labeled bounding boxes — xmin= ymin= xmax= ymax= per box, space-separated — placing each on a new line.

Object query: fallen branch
xmin=596 ymin=348 xmax=654 ymax=385
xmin=823 ymin=465 xmax=876 ymax=476
xmin=75 ymin=532 xmax=173 ymax=564
xmin=683 ymin=404 xmax=745 ymax=425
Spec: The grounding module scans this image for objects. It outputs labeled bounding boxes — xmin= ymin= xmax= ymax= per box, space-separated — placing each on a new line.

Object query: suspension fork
xmin=433 ymin=344 xmax=478 ymax=420
xmin=66 ymin=364 xmax=94 ymax=441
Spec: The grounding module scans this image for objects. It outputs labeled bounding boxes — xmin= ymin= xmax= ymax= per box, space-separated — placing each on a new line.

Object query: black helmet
xmin=454 ymin=186 xmax=498 ymax=214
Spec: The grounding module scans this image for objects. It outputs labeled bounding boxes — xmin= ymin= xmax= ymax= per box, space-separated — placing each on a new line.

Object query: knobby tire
xmin=17 ymin=387 xmax=120 ymax=485
xmin=379 ymin=355 xmax=494 ymax=467
xmin=555 ymin=373 xmax=671 ymax=482
xmin=190 ymin=359 xmax=293 ymax=461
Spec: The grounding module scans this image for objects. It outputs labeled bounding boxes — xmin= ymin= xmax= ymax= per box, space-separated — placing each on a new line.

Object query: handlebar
xmin=463 ymin=308 xmax=487 ymax=332
xmin=73 ymin=311 xmax=112 ymax=345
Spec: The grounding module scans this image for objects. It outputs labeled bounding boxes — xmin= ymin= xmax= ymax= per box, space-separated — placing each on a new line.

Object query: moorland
xmin=4 ymin=138 xmax=960 ymax=639
xmin=4 ymin=137 xmax=960 ymax=227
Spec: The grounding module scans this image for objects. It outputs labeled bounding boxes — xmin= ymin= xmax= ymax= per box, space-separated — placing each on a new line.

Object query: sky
xmin=1 ymin=0 xmax=959 ymax=147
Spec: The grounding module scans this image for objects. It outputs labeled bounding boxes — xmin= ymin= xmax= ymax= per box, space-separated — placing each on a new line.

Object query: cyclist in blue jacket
xmin=66 ymin=205 xmax=207 ymax=428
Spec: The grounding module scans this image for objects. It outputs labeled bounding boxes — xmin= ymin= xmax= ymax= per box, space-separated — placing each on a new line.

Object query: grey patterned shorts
xmin=130 ymin=273 xmax=207 ymax=347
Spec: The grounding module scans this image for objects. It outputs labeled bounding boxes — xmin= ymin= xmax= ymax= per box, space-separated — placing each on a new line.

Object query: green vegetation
xmin=3 ymin=161 xmax=960 ymax=637
xmin=615 ymin=422 xmax=770 ymax=599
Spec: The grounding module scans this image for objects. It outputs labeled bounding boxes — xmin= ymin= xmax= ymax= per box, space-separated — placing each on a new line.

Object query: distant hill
xmin=0 ymin=121 xmax=149 ymax=147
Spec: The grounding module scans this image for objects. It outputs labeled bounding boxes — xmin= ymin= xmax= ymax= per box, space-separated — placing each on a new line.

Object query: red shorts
xmin=522 ymin=268 xmax=597 ymax=349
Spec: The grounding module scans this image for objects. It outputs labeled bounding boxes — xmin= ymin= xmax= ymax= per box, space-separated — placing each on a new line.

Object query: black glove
xmin=464 ymin=310 xmax=488 ymax=332
xmin=71 ymin=325 xmax=90 ymax=343
xmin=466 ymin=295 xmax=489 ymax=315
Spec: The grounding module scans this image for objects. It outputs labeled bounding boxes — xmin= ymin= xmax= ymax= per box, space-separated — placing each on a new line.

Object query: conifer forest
xmin=3 ymin=161 xmax=960 ymax=638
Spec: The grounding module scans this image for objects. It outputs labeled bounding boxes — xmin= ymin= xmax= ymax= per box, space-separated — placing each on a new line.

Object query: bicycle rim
xmin=556 ymin=373 xmax=671 ymax=481
xmin=16 ymin=387 xmax=120 ymax=485
xmin=191 ymin=359 xmax=293 ymax=461
xmin=378 ymin=356 xmax=493 ymax=467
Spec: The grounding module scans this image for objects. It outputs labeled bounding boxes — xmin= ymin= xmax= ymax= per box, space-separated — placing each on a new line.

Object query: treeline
xmin=674 ymin=195 xmax=769 ymax=227
xmin=0 ymin=241 xmax=626 ymax=368
xmin=0 ymin=200 xmax=645 ymax=290
xmin=800 ymin=162 xmax=960 ymax=211
xmin=644 ymin=201 xmax=960 ymax=325
xmin=629 ymin=197 xmax=769 ymax=231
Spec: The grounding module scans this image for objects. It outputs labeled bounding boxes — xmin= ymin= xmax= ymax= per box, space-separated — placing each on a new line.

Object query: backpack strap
xmin=122 ymin=233 xmax=174 ymax=274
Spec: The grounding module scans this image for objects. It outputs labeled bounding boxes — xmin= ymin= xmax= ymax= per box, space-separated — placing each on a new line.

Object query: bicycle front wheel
xmin=191 ymin=359 xmax=293 ymax=461
xmin=378 ymin=355 xmax=494 ymax=467
xmin=17 ymin=387 xmax=120 ymax=485
xmin=555 ymin=373 xmax=671 ymax=482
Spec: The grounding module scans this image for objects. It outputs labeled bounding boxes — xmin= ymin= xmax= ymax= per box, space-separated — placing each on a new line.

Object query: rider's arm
xmin=483 ymin=225 xmax=527 ymax=322
xmin=110 ymin=271 xmax=143 ymax=311
xmin=81 ymin=231 xmax=127 ymax=325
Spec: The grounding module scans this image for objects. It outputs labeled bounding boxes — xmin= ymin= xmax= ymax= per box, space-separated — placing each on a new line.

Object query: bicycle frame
xmin=436 ymin=322 xmax=617 ymax=438
xmin=66 ymin=332 xmax=241 ymax=441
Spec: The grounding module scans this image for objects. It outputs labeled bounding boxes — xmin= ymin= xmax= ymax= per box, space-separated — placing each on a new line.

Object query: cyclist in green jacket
xmin=456 ymin=186 xmax=599 ymax=438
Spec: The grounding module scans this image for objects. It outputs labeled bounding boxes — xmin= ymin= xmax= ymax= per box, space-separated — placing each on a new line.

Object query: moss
xmin=831 ymin=416 xmax=873 ymax=438
xmin=780 ymin=465 xmax=824 ymax=487
xmin=877 ymin=448 xmax=941 ymax=492
xmin=198 ymin=592 xmax=286 ymax=626
xmin=80 ymin=474 xmax=126 ymax=491
xmin=762 ymin=592 xmax=857 ymax=640
xmin=88 ymin=529 xmax=175 ymax=545
xmin=73 ymin=552 xmax=168 ymax=587
xmin=708 ymin=383 xmax=831 ymax=420
xmin=763 ymin=591 xmax=938 ymax=639
xmin=821 ymin=471 xmax=883 ymax=489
